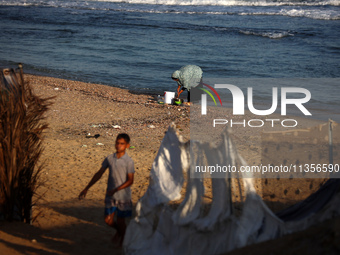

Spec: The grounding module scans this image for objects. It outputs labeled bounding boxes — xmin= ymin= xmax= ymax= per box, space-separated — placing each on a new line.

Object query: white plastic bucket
xmin=164 ymin=91 xmax=175 ymax=104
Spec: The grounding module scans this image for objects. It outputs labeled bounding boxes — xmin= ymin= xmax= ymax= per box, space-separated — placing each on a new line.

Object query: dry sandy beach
xmin=0 ymin=74 xmax=339 ymax=255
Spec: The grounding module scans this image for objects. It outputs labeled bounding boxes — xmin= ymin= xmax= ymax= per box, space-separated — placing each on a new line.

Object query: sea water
xmin=0 ymin=0 xmax=339 ymax=120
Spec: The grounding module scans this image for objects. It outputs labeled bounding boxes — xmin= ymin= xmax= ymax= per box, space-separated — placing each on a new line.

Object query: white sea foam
xmin=280 ymin=8 xmax=340 ymax=19
xmin=239 ymin=30 xmax=294 ymax=39
xmin=239 ymin=8 xmax=340 ymax=20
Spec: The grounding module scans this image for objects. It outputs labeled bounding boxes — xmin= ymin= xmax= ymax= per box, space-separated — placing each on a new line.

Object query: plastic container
xmin=164 ymin=91 xmax=175 ymax=104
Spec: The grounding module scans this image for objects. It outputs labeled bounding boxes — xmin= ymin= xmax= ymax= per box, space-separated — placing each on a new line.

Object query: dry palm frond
xmin=0 ymin=67 xmax=53 ymax=223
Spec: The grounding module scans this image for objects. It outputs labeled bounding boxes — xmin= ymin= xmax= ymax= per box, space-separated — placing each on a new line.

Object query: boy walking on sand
xmin=79 ymin=133 xmax=135 ymax=246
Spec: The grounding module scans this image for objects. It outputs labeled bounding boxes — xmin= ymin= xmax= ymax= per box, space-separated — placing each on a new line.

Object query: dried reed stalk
xmin=0 ymin=67 xmax=53 ymax=223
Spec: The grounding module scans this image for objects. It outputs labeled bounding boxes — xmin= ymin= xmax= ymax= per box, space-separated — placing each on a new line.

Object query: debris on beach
xmin=86 ymin=133 xmax=100 ymax=139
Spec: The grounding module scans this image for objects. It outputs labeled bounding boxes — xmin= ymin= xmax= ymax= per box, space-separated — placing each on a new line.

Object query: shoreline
xmin=26 ymin=72 xmax=339 ymax=123
xmin=24 ymin=71 xmax=171 ymax=96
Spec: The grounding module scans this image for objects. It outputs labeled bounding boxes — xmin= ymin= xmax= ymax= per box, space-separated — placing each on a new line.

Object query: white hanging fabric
xmin=124 ymin=123 xmax=340 ymax=255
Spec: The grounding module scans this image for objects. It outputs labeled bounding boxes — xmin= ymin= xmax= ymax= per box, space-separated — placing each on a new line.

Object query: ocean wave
xmin=92 ymin=0 xmax=340 ymax=6
xmin=1 ymin=0 xmax=340 ymax=7
xmin=239 ymin=29 xmax=295 ymax=38
xmin=0 ymin=0 xmax=339 ymax=20
xmin=239 ymin=8 xmax=340 ymax=20
xmin=280 ymin=8 xmax=340 ymax=19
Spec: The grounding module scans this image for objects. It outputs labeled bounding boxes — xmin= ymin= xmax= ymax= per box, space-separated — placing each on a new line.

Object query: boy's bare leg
xmin=116 ymin=217 xmax=127 ymax=247
xmin=105 ymin=213 xmax=121 ymax=243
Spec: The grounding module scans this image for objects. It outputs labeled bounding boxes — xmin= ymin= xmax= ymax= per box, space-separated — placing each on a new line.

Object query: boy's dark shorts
xmin=104 ymin=196 xmax=132 ymax=218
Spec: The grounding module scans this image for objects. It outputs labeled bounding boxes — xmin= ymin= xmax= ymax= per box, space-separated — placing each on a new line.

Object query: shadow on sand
xmin=0 ymin=199 xmax=139 ymax=255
